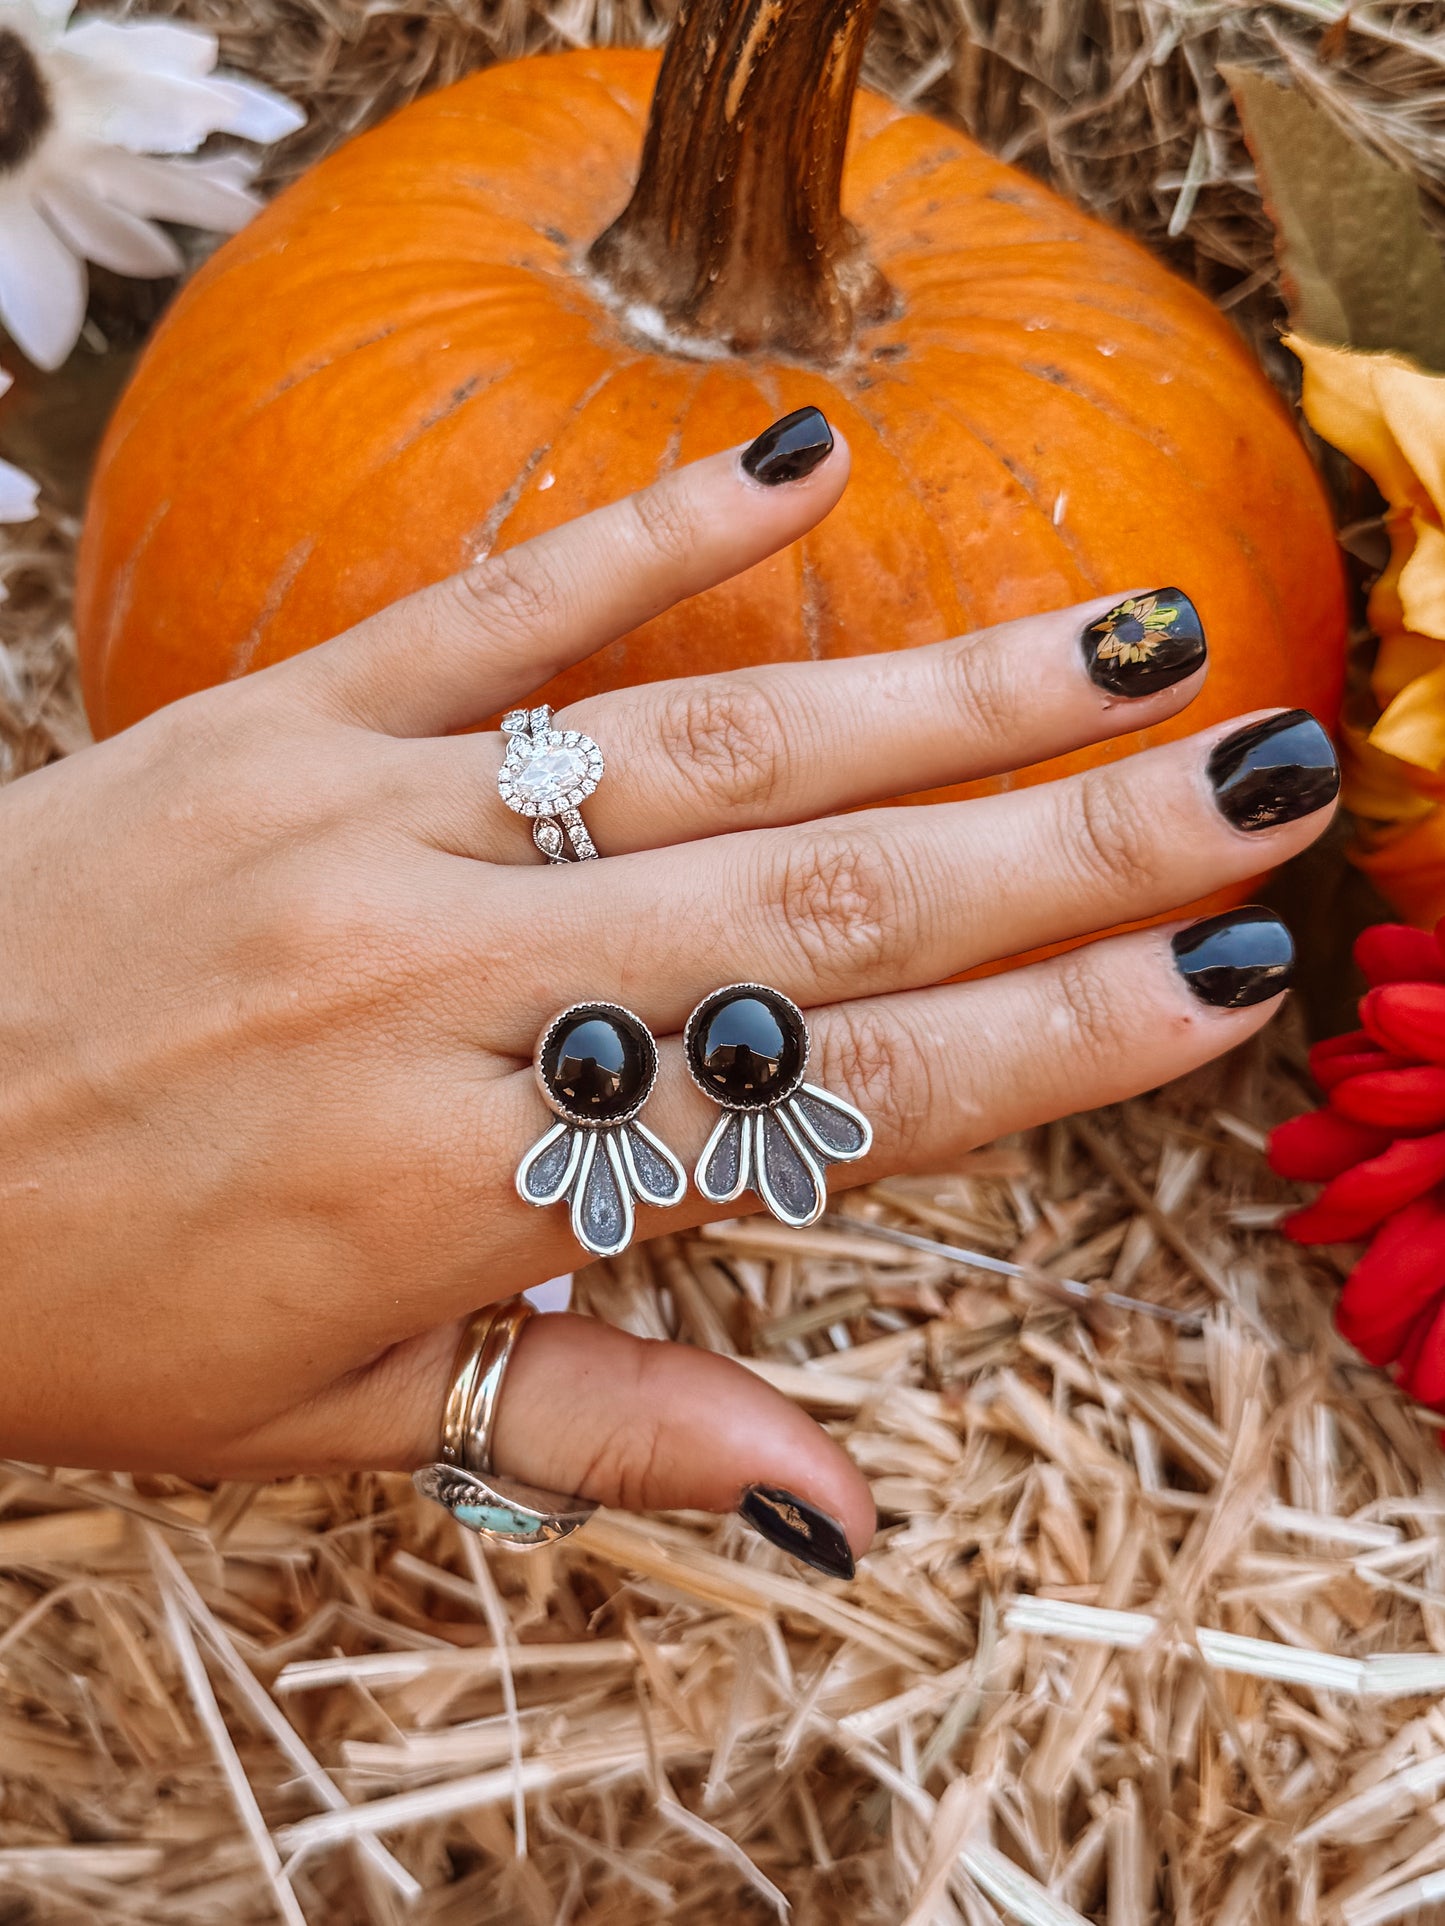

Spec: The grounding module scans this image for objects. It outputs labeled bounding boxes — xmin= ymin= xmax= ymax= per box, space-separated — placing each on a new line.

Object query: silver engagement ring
xmin=498 ymin=704 xmax=604 ymax=862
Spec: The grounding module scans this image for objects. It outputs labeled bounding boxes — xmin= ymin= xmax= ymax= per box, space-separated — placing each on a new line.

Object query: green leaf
xmin=1225 ymin=65 xmax=1445 ymax=374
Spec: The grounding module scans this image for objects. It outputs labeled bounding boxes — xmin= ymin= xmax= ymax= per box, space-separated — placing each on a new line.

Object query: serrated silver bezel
xmin=682 ymin=981 xmax=810 ymax=1112
xmin=534 ymin=1000 xmax=658 ymax=1128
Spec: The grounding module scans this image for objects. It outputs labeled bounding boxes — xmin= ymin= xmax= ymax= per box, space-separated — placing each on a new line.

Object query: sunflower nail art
xmin=1081 ymin=588 xmax=1206 ymax=697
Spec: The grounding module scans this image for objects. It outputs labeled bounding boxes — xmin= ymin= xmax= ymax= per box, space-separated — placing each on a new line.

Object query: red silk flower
xmin=1270 ymin=920 xmax=1445 ymax=1406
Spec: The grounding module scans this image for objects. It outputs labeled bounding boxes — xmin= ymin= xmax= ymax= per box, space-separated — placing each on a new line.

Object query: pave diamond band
xmin=498 ymin=705 xmax=603 ymax=862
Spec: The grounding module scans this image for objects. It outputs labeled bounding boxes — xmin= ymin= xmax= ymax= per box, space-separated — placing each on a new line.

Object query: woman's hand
xmin=0 ymin=412 xmax=1337 ymax=1572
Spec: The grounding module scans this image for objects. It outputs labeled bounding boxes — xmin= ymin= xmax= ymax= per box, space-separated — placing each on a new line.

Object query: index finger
xmin=294 ymin=408 xmax=850 ymax=736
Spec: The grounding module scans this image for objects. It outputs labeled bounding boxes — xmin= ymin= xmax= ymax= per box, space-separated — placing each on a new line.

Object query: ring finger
xmin=416 ymin=586 xmax=1209 ymax=862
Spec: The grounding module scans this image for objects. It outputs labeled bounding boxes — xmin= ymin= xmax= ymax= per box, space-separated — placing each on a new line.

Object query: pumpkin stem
xmin=587 ymin=0 xmax=893 ymax=364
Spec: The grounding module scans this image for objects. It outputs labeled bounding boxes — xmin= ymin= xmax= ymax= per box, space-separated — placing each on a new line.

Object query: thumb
xmin=277 ymin=1312 xmax=875 ymax=1579
xmin=491 ymin=1312 xmax=874 ymax=1578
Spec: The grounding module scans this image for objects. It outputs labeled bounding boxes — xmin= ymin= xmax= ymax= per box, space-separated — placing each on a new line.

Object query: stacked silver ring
xmin=497 ymin=704 xmax=604 ymax=863
xmin=412 ymin=1299 xmax=598 ymax=1547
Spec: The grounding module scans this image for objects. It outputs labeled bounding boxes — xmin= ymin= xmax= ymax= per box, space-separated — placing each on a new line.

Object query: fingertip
xmin=1166 ymin=904 xmax=1295 ymax=1013
xmin=1079 ymin=586 xmax=1207 ymax=704
xmin=736 ymin=406 xmax=849 ymax=496
xmin=493 ymin=1312 xmax=875 ymax=1567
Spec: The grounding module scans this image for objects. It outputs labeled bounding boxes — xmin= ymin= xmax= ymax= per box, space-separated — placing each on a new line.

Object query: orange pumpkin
xmin=77 ymin=0 xmax=1345 ymax=912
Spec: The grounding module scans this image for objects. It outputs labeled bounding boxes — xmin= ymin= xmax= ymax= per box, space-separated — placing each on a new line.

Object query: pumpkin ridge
xmin=898 ymin=288 xmax=1218 ymax=358
xmin=645 ymin=364 xmax=713 ymax=485
xmin=889 ymin=303 xmax=1257 ymax=407
xmin=536 ymin=65 xmax=653 ymax=144
xmin=882 ymin=355 xmax=1291 ymax=655
xmin=875 ymin=368 xmax=1096 ymax=585
xmin=231 ymin=537 xmax=316 ymax=680
xmin=97 ymin=273 xmax=613 ymax=495
xmin=470 ymin=356 xmax=651 ymax=569
xmin=895 ymin=342 xmax=1270 ymax=520
xmin=891 ymin=341 xmax=1296 ymax=621
xmin=105 ymin=323 xmax=622 ymax=708
xmin=884 ymin=251 xmax=1178 ymax=289
xmin=888 ymin=264 xmax=1192 ymax=340
xmin=85 ymin=294 xmax=586 ymax=629
xmin=972 ymin=362 xmax=1286 ymax=634
xmin=260 ymin=203 xmax=569 ymax=255
xmin=88 ymin=493 xmax=169 ymax=730
xmin=264 ymin=355 xmax=640 ymax=671
xmin=832 ymin=385 xmax=980 ymax=628
xmin=440 ymin=47 xmax=653 ymax=134
xmin=794 ymin=380 xmax=972 ymax=640
xmin=845 ymin=137 xmax=1004 ymax=218
xmin=886 ymin=352 xmax=1316 ymax=684
xmin=381 ymin=60 xmax=651 ymax=175
xmin=742 ymin=362 xmax=786 ymax=424
xmin=895 ymin=303 xmax=1193 ymax=358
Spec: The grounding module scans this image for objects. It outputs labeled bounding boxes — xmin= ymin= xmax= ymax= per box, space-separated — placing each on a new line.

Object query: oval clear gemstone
xmin=513 ymin=744 xmax=588 ymax=806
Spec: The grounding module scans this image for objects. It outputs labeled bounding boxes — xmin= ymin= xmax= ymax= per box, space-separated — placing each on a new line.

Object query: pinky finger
xmin=790 ymin=905 xmax=1295 ymax=1178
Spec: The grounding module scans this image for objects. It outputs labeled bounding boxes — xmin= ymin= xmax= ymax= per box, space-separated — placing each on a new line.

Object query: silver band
xmin=413 ymin=1299 xmax=599 ymax=1548
xmin=498 ymin=704 xmax=603 ymax=863
xmin=412 ymin=1462 xmax=598 ymax=1548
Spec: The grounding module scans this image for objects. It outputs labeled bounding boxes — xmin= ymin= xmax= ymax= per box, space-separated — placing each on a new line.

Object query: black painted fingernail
xmin=741 ymin=407 xmax=834 ymax=486
xmin=739 ymin=1484 xmax=855 ymax=1579
xmin=1171 ymin=907 xmax=1294 ymax=1009
xmin=1207 ymin=708 xmax=1340 ymax=832
xmin=1081 ymin=588 xmax=1206 ymax=696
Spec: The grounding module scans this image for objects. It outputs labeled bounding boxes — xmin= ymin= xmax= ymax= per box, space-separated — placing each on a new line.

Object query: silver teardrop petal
xmin=569 ymin=1131 xmax=634 ymax=1258
xmin=696 ymin=1107 xmax=750 ymax=1205
xmin=516 ymin=1120 xmax=584 ymax=1207
xmin=789 ymin=1084 xmax=872 ymax=1163
xmin=621 ymin=1121 xmax=687 ymax=1207
xmin=755 ymin=1108 xmax=827 ymax=1229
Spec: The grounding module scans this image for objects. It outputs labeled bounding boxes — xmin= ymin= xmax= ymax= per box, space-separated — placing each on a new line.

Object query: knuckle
xmin=944 ymin=631 xmax=1017 ymax=739
xmin=777 ymin=830 xmax=914 ymax=977
xmin=1067 ymin=765 xmax=1164 ymax=900
xmin=625 ymin=481 xmax=699 ymax=574
xmin=1051 ymin=947 xmax=1125 ymax=1072
xmin=257 ymin=864 xmax=412 ymax=997
xmin=656 ymin=678 xmax=785 ymax=817
xmin=820 ymin=1003 xmax=929 ymax=1163
xmin=450 ymin=548 xmax=558 ymax=640
xmin=146 ymin=692 xmax=352 ymax=845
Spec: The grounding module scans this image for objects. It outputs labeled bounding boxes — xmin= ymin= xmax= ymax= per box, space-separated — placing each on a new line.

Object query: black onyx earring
xmin=517 ymin=1003 xmax=686 ymax=1258
xmin=684 ymin=984 xmax=872 ymax=1229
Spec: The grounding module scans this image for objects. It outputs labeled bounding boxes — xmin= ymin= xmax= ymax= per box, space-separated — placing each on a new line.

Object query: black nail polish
xmin=1207 ymin=709 xmax=1340 ymax=832
xmin=1081 ymin=588 xmax=1206 ymax=697
xmin=741 ymin=407 xmax=834 ymax=486
xmin=1171 ymin=907 xmax=1294 ymax=1009
xmin=739 ymin=1484 xmax=855 ymax=1579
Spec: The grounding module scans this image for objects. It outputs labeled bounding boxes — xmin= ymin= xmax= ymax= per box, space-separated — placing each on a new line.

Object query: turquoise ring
xmin=412 ymin=1462 xmax=597 ymax=1547
xmin=412 ymin=1297 xmax=598 ymax=1549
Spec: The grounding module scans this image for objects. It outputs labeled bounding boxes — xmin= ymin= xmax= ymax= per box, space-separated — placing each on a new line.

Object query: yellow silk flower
xmin=1290 ymin=334 xmax=1445 ymax=925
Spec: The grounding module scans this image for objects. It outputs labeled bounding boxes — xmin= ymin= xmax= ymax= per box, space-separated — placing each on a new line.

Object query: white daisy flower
xmin=0 ymin=1 xmax=304 ymax=371
xmin=0 ymin=368 xmax=36 ymax=519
